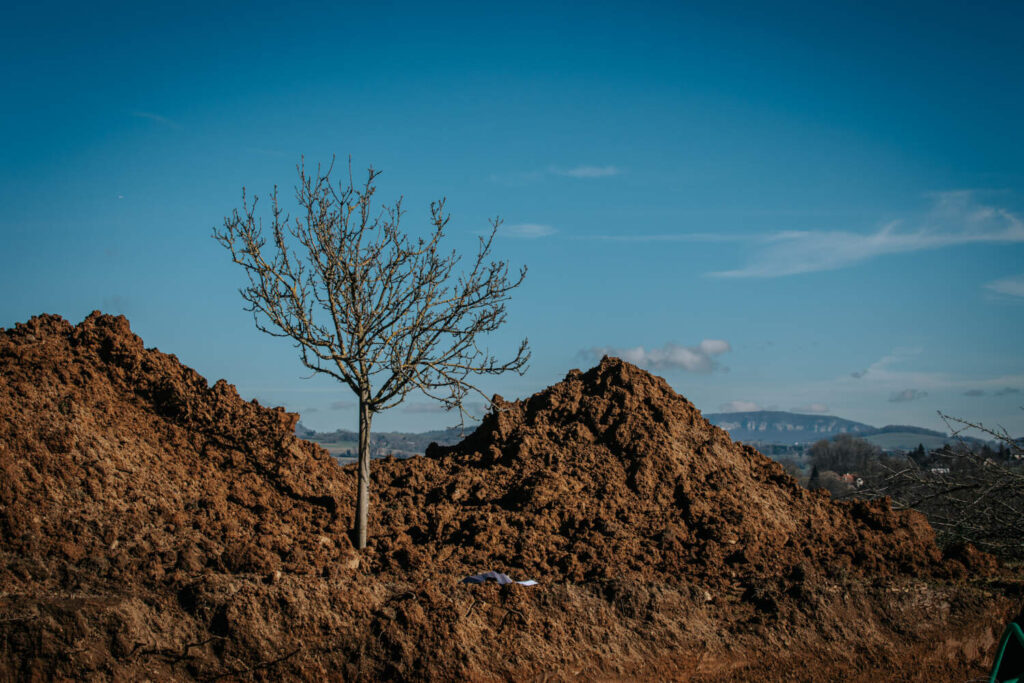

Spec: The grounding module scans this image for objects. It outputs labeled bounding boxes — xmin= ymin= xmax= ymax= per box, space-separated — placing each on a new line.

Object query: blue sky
xmin=2 ymin=0 xmax=1023 ymax=435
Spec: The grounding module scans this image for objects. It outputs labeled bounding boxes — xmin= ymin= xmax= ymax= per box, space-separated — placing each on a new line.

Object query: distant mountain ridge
xmin=868 ymin=424 xmax=947 ymax=438
xmin=299 ymin=410 xmax=981 ymax=456
xmin=704 ymin=411 xmax=874 ymax=444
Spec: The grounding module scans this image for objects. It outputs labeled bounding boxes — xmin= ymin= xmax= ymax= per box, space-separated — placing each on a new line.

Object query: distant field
xmin=863 ymin=432 xmax=951 ymax=451
xmin=315 ymin=441 xmax=358 ymax=456
xmin=312 ymin=439 xmax=417 ymax=466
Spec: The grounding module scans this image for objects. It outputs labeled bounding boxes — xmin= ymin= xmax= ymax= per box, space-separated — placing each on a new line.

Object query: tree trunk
xmin=355 ymin=398 xmax=373 ymax=550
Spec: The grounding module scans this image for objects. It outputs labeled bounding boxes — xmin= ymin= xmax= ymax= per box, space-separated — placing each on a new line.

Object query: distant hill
xmin=296 ymin=423 xmax=469 ymax=461
xmin=868 ymin=424 xmax=947 ymax=438
xmin=704 ymin=411 xmax=874 ymax=445
xmin=861 ymin=431 xmax=953 ymax=451
xmin=703 ymin=411 xmax=996 ymax=451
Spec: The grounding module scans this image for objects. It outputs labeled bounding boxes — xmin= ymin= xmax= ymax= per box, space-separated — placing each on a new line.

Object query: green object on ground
xmin=991 ymin=622 xmax=1024 ymax=683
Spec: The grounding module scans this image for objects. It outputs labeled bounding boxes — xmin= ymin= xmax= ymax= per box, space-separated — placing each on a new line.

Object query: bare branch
xmin=858 ymin=412 xmax=1024 ymax=560
xmin=213 ymin=159 xmax=530 ymax=548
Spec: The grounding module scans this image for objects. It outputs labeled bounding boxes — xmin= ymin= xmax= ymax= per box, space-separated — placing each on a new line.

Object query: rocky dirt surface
xmin=0 ymin=312 xmax=1017 ymax=681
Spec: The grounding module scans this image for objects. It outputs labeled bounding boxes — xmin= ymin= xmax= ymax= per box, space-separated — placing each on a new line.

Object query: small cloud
xmin=504 ymin=223 xmax=557 ymax=239
xmin=130 ymin=111 xmax=181 ymax=129
xmin=550 ymin=165 xmax=621 ymax=179
xmin=329 ymin=400 xmax=355 ymax=410
xmin=963 ymin=389 xmax=986 ymax=397
xmin=719 ymin=400 xmax=762 ymax=413
xmin=303 ymin=407 xmax=319 ymax=414
xmin=995 ymin=387 xmax=1021 ymax=396
xmin=117 ymin=194 xmax=124 ymax=200
xmin=889 ymin=388 xmax=928 ymax=403
xmin=850 ymin=370 xmax=867 ymax=379
xmin=697 ymin=339 xmax=731 ymax=355
xmin=793 ymin=403 xmax=830 ymax=414
xmin=583 ymin=339 xmax=731 ymax=373
xmin=986 ymin=274 xmax=1024 ymax=298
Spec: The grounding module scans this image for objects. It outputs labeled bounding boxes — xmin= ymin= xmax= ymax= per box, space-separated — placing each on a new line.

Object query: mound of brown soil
xmin=371 ymin=358 xmax=953 ymax=588
xmin=0 ymin=313 xmax=1014 ymax=681
xmin=0 ymin=312 xmax=356 ymax=587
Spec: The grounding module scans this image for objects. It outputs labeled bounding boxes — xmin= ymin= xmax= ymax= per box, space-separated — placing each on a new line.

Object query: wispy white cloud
xmin=583 ymin=339 xmax=731 ymax=373
xmin=130 ymin=111 xmax=181 ymax=129
xmin=792 ymin=403 xmax=830 ymax=414
xmin=504 ymin=223 xmax=557 ymax=239
xmin=738 ymin=349 xmax=1024 ymax=431
xmin=889 ymin=388 xmax=928 ymax=403
xmin=491 ymin=164 xmax=622 ymax=185
xmin=848 ymin=349 xmax=920 ymax=382
xmin=710 ymin=191 xmax=1024 ymax=278
xmin=329 ymin=400 xmax=355 ymax=410
xmin=986 ymin=274 xmax=1024 ymax=298
xmin=584 ymin=232 xmax=748 ymax=243
xmin=550 ymin=165 xmax=621 ymax=178
xmin=843 ymin=350 xmax=1024 ymax=398
xmin=719 ymin=400 xmax=762 ymax=413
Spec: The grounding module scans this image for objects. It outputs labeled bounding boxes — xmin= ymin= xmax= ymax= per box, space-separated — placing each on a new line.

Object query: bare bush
xmin=865 ymin=413 xmax=1024 ymax=561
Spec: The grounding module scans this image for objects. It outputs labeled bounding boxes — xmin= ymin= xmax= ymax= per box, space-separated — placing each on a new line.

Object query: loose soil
xmin=0 ymin=313 xmax=1017 ymax=681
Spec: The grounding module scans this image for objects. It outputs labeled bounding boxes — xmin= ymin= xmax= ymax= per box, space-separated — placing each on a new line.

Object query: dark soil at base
xmin=0 ymin=313 xmax=1017 ymax=681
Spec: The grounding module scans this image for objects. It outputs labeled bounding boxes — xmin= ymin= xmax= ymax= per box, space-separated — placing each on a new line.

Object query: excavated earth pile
xmin=0 ymin=312 xmax=1016 ymax=681
xmin=374 ymin=359 xmax=957 ymax=584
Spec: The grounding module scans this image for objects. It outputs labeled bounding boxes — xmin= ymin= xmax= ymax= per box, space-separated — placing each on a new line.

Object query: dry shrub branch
xmin=866 ymin=412 xmax=1024 ymax=561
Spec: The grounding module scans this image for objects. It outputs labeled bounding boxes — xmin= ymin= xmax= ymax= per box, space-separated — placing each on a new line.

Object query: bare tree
xmin=213 ymin=159 xmax=530 ymax=549
xmin=864 ymin=412 xmax=1024 ymax=560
